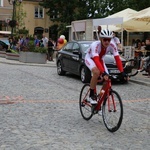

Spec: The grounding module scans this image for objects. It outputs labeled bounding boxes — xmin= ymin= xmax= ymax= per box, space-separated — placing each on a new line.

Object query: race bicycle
xmin=79 ymin=76 xmax=123 ymax=132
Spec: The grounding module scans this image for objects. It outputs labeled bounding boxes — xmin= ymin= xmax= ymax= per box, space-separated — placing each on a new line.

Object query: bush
xmin=33 ymin=46 xmax=47 ymax=53
xmin=22 ymin=40 xmax=47 ymax=53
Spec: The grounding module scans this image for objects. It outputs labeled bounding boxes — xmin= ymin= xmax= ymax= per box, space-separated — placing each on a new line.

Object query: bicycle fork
xmin=108 ymin=90 xmax=116 ymax=112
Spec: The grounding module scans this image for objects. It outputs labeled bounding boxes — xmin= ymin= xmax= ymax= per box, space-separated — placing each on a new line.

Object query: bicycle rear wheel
xmin=79 ymin=83 xmax=93 ymax=120
xmin=102 ymin=90 xmax=123 ymax=132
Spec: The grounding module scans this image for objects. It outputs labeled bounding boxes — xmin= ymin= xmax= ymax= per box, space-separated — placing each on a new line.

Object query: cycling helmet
xmin=99 ymin=29 xmax=113 ymax=38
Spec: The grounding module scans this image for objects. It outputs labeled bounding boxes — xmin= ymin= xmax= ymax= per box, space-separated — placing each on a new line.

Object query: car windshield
xmin=0 ymin=39 xmax=10 ymax=45
xmin=80 ymin=43 xmax=92 ymax=53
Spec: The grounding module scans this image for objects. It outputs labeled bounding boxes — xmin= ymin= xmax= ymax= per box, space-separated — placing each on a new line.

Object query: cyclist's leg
xmin=90 ymin=67 xmax=100 ymax=94
xmin=85 ymin=57 xmax=99 ymax=104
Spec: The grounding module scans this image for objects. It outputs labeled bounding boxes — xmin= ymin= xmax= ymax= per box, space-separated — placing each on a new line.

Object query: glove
xmin=102 ymin=71 xmax=109 ymax=77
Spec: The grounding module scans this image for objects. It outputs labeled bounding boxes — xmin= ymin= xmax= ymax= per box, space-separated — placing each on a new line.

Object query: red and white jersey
xmin=86 ymin=40 xmax=119 ymax=60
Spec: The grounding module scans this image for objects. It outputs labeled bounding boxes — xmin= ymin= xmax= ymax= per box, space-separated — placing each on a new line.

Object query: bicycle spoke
xmin=79 ymin=84 xmax=93 ymax=120
xmin=102 ymin=90 xmax=123 ymax=132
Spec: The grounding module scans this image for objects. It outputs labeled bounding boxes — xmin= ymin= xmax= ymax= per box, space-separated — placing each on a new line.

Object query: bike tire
xmin=102 ymin=90 xmax=123 ymax=132
xmin=128 ymin=70 xmax=139 ymax=77
xmin=79 ymin=83 xmax=93 ymax=120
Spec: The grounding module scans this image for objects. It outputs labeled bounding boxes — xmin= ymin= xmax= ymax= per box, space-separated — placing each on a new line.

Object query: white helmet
xmin=99 ymin=29 xmax=113 ymax=38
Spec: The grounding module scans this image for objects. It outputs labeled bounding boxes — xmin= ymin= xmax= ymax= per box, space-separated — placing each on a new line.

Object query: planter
xmin=6 ymin=53 xmax=19 ymax=60
xmin=19 ymin=51 xmax=47 ymax=64
xmin=0 ymin=51 xmax=6 ymax=57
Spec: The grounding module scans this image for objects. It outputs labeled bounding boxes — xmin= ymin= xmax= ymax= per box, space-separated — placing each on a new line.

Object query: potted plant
xmin=19 ymin=40 xmax=48 ymax=64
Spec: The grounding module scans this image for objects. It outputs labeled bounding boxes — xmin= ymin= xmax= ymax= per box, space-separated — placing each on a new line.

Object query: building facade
xmin=0 ymin=0 xmax=57 ymax=38
xmin=0 ymin=0 xmax=12 ymax=31
xmin=22 ymin=0 xmax=52 ymax=37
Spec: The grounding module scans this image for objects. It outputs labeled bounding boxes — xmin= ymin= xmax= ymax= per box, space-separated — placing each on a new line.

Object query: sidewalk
xmin=0 ymin=57 xmax=150 ymax=86
xmin=0 ymin=57 xmax=56 ymax=67
xmin=129 ymin=70 xmax=150 ymax=87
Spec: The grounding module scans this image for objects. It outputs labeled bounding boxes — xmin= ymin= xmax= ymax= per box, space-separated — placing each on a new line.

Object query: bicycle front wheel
xmin=102 ymin=90 xmax=123 ymax=132
xmin=79 ymin=83 xmax=93 ymax=120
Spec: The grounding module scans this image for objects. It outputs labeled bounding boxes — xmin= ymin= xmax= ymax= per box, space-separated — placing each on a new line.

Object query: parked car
xmin=56 ymin=40 xmax=133 ymax=83
xmin=0 ymin=39 xmax=10 ymax=51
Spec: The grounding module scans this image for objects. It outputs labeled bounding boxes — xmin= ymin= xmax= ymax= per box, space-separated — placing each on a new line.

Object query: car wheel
xmin=80 ymin=66 xmax=91 ymax=83
xmin=57 ymin=61 xmax=66 ymax=75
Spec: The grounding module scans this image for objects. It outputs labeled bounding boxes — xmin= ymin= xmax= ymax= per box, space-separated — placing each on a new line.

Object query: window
xmin=72 ymin=43 xmax=79 ymax=50
xmin=0 ymin=0 xmax=3 ymax=7
xmin=81 ymin=43 xmax=91 ymax=52
xmin=63 ymin=43 xmax=73 ymax=52
xmin=34 ymin=7 xmax=44 ymax=18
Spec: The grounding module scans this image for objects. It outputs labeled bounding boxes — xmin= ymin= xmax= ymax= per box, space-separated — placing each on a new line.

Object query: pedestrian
xmin=39 ymin=40 xmax=44 ymax=47
xmin=48 ymin=38 xmax=54 ymax=61
xmin=42 ymin=34 xmax=48 ymax=48
xmin=112 ymin=31 xmax=122 ymax=53
xmin=34 ymin=35 xmax=39 ymax=47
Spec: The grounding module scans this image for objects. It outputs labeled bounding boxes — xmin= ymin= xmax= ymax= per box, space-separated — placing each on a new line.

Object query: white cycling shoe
xmin=98 ymin=110 xmax=102 ymax=116
xmin=87 ymin=97 xmax=97 ymax=105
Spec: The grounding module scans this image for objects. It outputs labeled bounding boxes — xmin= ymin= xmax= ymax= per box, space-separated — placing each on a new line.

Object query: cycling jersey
xmin=85 ymin=40 xmax=123 ymax=74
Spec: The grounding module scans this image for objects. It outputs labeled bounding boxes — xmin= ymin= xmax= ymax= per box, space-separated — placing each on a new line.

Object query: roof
xmin=0 ymin=31 xmax=11 ymax=35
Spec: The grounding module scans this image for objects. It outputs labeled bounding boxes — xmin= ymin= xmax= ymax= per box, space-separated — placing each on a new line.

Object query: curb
xmin=0 ymin=60 xmax=56 ymax=68
xmin=129 ymin=79 xmax=150 ymax=87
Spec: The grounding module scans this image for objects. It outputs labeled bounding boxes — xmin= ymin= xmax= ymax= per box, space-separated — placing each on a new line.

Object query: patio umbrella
xmin=116 ymin=7 xmax=150 ymax=32
xmin=102 ymin=8 xmax=138 ymax=32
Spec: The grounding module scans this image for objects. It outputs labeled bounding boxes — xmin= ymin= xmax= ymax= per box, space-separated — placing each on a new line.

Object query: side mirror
xmin=73 ymin=49 xmax=80 ymax=55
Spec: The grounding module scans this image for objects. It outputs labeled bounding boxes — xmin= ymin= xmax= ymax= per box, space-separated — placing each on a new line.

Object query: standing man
xmin=42 ymin=34 xmax=48 ymax=48
xmin=112 ymin=31 xmax=122 ymax=53
xmin=48 ymin=38 xmax=54 ymax=61
xmin=42 ymin=34 xmax=48 ymax=60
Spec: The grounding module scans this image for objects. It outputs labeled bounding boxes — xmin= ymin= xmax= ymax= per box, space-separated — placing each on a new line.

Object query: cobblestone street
xmin=0 ymin=64 xmax=150 ymax=150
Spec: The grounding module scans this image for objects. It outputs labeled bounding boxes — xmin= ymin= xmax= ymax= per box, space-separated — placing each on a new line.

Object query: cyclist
xmin=85 ymin=28 xmax=128 ymax=104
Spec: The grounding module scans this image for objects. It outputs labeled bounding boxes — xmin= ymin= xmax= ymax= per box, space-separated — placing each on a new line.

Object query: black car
xmin=56 ymin=40 xmax=132 ymax=83
xmin=0 ymin=39 xmax=9 ymax=51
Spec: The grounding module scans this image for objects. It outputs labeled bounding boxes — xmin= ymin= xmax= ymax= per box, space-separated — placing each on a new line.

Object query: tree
xmin=40 ymin=0 xmax=150 ymax=37
xmin=40 ymin=0 xmax=78 ymax=38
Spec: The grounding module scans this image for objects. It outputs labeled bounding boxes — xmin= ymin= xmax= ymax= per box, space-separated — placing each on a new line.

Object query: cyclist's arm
xmin=110 ymin=42 xmax=123 ymax=72
xmin=114 ymin=55 xmax=123 ymax=72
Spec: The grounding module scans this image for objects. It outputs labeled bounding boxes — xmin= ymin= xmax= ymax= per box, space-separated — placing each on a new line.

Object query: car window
xmin=81 ymin=43 xmax=91 ymax=53
xmin=72 ymin=43 xmax=79 ymax=50
xmin=63 ymin=43 xmax=73 ymax=52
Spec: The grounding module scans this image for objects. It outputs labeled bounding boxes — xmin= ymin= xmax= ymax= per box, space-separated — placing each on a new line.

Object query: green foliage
xmin=49 ymin=24 xmax=58 ymax=40
xmin=18 ymin=27 xmax=29 ymax=35
xmin=27 ymin=41 xmax=47 ymax=54
xmin=9 ymin=49 xmax=19 ymax=54
xmin=40 ymin=0 xmax=150 ymax=36
xmin=15 ymin=3 xmax=26 ymax=35
xmin=33 ymin=47 xmax=48 ymax=53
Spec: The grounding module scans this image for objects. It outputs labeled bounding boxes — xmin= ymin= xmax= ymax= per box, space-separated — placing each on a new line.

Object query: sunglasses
xmin=102 ymin=38 xmax=111 ymax=42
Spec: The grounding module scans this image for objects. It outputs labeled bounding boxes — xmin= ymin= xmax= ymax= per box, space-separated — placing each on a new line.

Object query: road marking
xmin=0 ymin=96 xmax=150 ymax=104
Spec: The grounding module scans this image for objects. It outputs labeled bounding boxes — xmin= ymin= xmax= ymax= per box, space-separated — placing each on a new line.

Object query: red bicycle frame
xmin=95 ymin=78 xmax=115 ymax=111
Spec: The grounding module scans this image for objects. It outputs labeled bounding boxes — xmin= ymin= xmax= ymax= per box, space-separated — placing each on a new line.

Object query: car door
xmin=60 ymin=42 xmax=74 ymax=71
xmin=69 ymin=42 xmax=81 ymax=74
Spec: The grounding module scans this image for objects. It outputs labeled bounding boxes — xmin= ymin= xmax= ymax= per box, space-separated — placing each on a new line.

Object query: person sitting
xmin=138 ymin=38 xmax=150 ymax=76
xmin=134 ymin=41 xmax=143 ymax=69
